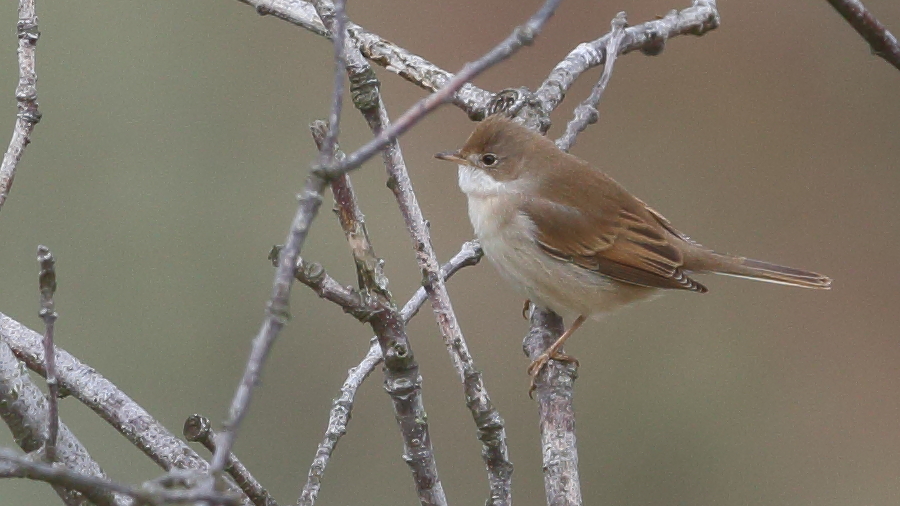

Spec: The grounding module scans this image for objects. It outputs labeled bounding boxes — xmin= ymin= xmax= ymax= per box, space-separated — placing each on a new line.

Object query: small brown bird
xmin=436 ymin=115 xmax=831 ymax=390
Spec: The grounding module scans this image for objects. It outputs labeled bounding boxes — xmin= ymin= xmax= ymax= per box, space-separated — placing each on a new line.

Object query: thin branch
xmin=534 ymin=0 xmax=720 ymax=122
xmin=183 ymin=416 xmax=278 ymax=506
xmin=400 ymin=241 xmax=483 ymax=322
xmin=314 ymin=0 xmax=348 ymax=170
xmin=214 ymin=9 xmax=565 ymax=462
xmin=0 ymin=0 xmax=42 ymax=213
xmin=309 ymin=121 xmax=391 ymax=300
xmin=306 ymin=104 xmax=447 ymax=506
xmin=36 ymin=245 xmax=59 ymax=464
xmin=379 ymin=98 xmax=514 ymax=506
xmin=523 ymin=310 xmax=581 ymax=506
xmin=826 ymin=0 xmax=900 ymax=70
xmin=208 ymin=0 xmax=353 ymax=476
xmin=0 ymin=450 xmax=240 ymax=506
xmin=297 ymin=241 xmax=483 ymax=506
xmin=0 ymin=314 xmax=224 ymax=474
xmin=318 ymin=0 xmax=564 ymax=179
xmin=0 ymin=341 xmax=122 ymax=506
xmin=233 ymin=0 xmax=494 ymax=114
xmin=556 ymin=13 xmax=628 ymax=152
xmin=322 ymin=3 xmax=521 ymax=500
xmin=297 ymin=339 xmax=381 ymax=506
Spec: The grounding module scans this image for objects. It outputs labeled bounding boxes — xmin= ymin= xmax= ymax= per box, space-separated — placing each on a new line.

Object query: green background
xmin=1 ymin=1 xmax=898 ymax=505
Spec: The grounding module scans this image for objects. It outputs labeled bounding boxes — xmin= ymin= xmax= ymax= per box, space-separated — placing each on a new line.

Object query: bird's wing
xmin=521 ymin=180 xmax=707 ymax=293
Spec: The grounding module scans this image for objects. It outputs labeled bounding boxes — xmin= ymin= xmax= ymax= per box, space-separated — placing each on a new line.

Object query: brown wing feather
xmin=521 ymin=155 xmax=707 ymax=293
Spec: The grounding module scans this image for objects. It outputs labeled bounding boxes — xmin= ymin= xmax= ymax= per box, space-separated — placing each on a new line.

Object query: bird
xmin=435 ymin=114 xmax=831 ymax=393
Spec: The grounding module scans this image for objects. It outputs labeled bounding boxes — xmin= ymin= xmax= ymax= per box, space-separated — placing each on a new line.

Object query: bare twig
xmin=523 ymin=310 xmax=581 ymax=506
xmin=292 ymin=1 xmax=562 ymax=500
xmin=826 ymin=0 xmax=900 ymax=70
xmin=534 ymin=0 xmax=719 ymax=122
xmin=297 ymin=340 xmax=381 ymax=506
xmin=0 ymin=0 xmax=42 ymax=213
xmin=0 ymin=341 xmax=121 ymax=506
xmin=0 ymin=449 xmax=240 ymax=506
xmin=36 ymin=245 xmax=59 ymax=463
xmin=0 ymin=313 xmax=222 ymax=474
xmin=184 ymin=415 xmax=278 ymax=506
xmin=208 ymin=0 xmax=353 ymax=476
xmin=297 ymin=241 xmax=483 ymax=506
xmin=233 ymin=0 xmax=494 ymax=114
xmin=306 ymin=112 xmax=448 ymax=506
xmin=309 ymin=121 xmax=390 ymax=299
xmin=319 ymin=0 xmax=563 ymax=178
xmin=325 ymin=4 xmax=521 ymax=499
xmin=400 ymin=241 xmax=483 ymax=322
xmin=556 ymin=13 xmax=628 ymax=152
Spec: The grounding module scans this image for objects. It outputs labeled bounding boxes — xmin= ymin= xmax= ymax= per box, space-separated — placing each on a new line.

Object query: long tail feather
xmin=701 ymin=254 xmax=832 ymax=289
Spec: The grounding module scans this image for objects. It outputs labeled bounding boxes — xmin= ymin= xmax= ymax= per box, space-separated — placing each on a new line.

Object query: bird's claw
xmin=527 ymin=351 xmax=579 ymax=398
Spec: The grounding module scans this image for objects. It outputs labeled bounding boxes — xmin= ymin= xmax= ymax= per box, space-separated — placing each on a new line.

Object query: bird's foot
xmin=527 ymin=351 xmax=579 ymax=398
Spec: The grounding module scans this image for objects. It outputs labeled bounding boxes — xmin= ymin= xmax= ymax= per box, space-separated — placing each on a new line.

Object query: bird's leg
xmin=522 ymin=299 xmax=531 ymax=319
xmin=527 ymin=314 xmax=586 ymax=397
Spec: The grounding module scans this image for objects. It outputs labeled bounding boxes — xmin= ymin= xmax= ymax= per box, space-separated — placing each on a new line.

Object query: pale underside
xmin=458 ymin=165 xmax=661 ymax=319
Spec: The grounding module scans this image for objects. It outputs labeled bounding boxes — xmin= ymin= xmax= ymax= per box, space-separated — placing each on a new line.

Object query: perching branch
xmin=519 ymin=4 xmax=720 ymax=505
xmin=36 ymin=245 xmax=59 ymax=464
xmin=183 ymin=415 xmax=278 ymax=506
xmin=0 ymin=0 xmax=42 ymax=213
xmin=0 ymin=449 xmax=240 ymax=506
xmin=523 ymin=311 xmax=581 ymax=506
xmin=826 ymin=0 xmax=900 ymax=70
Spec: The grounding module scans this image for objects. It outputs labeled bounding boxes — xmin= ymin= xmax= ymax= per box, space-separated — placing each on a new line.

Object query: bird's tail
xmin=694 ymin=252 xmax=832 ymax=289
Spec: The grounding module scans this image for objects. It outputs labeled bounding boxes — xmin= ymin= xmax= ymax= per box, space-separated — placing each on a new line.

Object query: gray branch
xmin=234 ymin=0 xmax=494 ymax=114
xmin=522 ymin=311 xmax=581 ymax=506
xmin=207 ymin=0 xmax=353 ymax=474
xmin=534 ymin=0 xmax=720 ymax=123
xmin=0 ymin=313 xmax=225 ymax=474
xmin=330 ymin=2 xmax=528 ymax=499
xmin=306 ymin=107 xmax=447 ymax=506
xmin=0 ymin=0 xmax=42 ymax=213
xmin=297 ymin=340 xmax=381 ymax=506
xmin=297 ymin=241 xmax=483 ymax=506
xmin=556 ymin=13 xmax=628 ymax=152
xmin=0 ymin=449 xmax=240 ymax=506
xmin=36 ymin=245 xmax=60 ymax=464
xmin=826 ymin=0 xmax=900 ymax=70
xmin=0 ymin=340 xmax=121 ymax=506
xmin=183 ymin=415 xmax=279 ymax=506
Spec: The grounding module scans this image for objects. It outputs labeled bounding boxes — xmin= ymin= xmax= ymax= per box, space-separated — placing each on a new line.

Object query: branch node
xmin=349 ymin=66 xmax=381 ymax=112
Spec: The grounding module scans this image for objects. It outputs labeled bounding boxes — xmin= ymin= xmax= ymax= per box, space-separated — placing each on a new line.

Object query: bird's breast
xmin=463 ymin=192 xmax=659 ymax=318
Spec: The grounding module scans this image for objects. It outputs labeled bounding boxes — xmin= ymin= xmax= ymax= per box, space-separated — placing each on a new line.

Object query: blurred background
xmin=0 ymin=1 xmax=898 ymax=505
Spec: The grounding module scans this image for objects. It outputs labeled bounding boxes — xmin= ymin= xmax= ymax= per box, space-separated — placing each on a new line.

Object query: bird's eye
xmin=481 ymin=154 xmax=498 ymax=167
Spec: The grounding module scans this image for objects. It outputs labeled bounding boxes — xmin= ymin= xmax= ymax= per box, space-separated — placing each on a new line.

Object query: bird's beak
xmin=434 ymin=150 xmax=465 ymax=164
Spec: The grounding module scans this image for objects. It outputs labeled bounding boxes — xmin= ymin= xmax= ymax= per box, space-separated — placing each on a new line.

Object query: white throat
xmin=457 ymin=165 xmax=506 ymax=197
